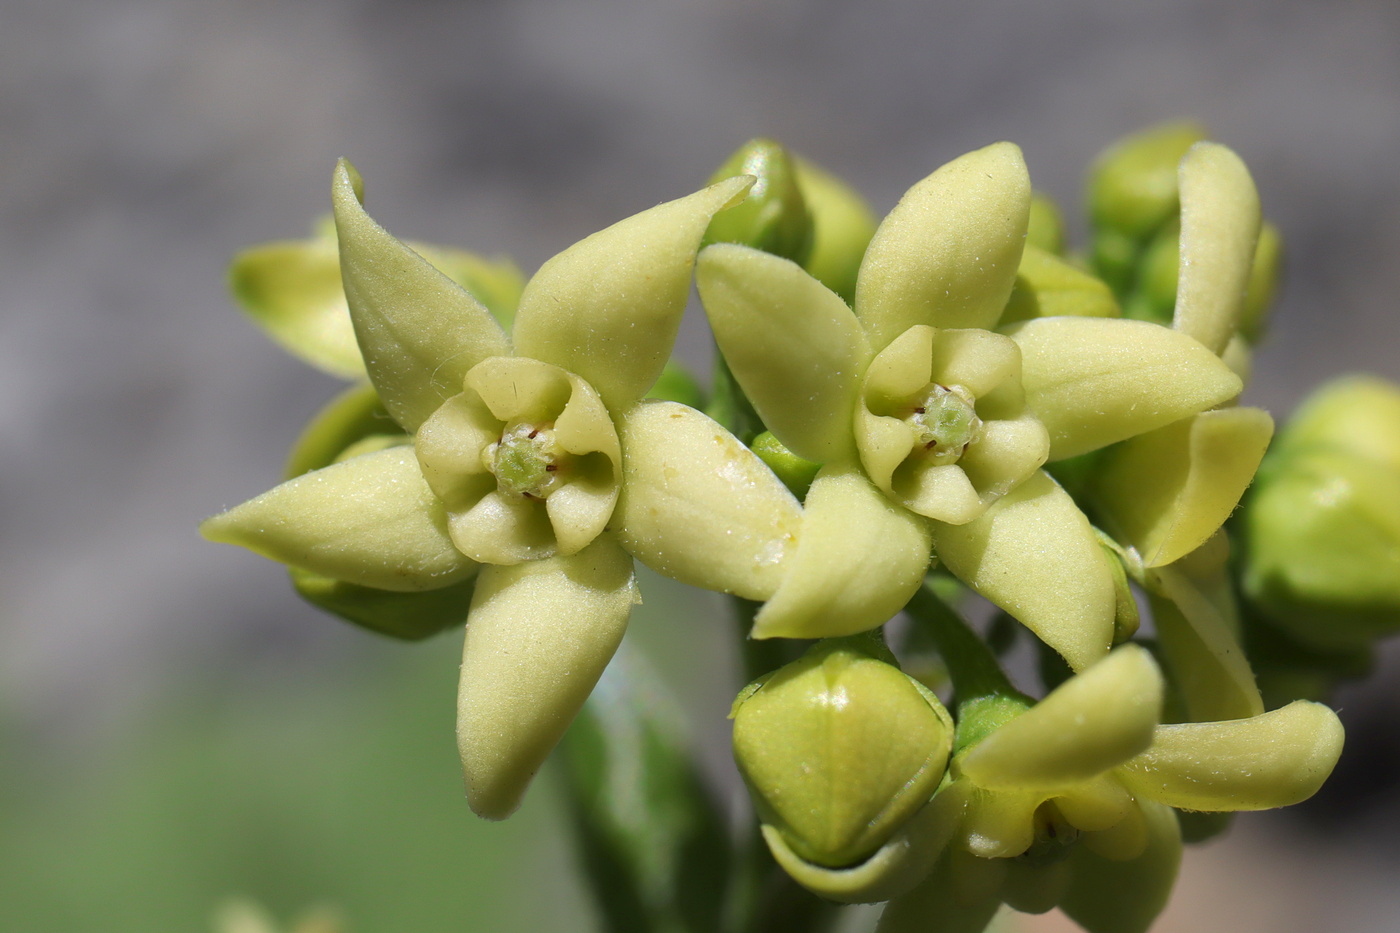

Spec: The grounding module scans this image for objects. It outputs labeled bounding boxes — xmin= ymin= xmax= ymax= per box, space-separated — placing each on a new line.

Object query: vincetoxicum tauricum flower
xmin=691 ymin=142 xmax=1244 ymax=670
xmin=204 ymin=161 xmax=767 ymax=819
xmin=878 ymin=642 xmax=1343 ymax=933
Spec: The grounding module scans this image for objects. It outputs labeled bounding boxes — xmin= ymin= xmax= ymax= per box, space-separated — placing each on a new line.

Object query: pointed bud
xmin=750 ymin=430 xmax=821 ymax=498
xmin=1241 ymin=376 xmax=1400 ymax=648
xmin=732 ymin=639 xmax=953 ymax=869
xmin=1025 ymin=192 xmax=1066 ymax=255
xmin=1087 ymin=123 xmax=1205 ymax=240
xmin=705 ymin=138 xmax=814 ymax=264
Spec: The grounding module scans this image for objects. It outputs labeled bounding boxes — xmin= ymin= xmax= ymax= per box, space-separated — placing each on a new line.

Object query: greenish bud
xmin=792 ymin=155 xmax=877 ymax=304
xmin=1101 ymin=541 xmax=1141 ymax=645
xmin=705 ymin=138 xmax=814 ymax=265
xmin=643 ymin=359 xmax=705 ymax=409
xmin=1242 ymin=377 xmax=1400 ymax=648
xmin=750 ymin=431 xmax=821 ymax=499
xmin=1025 ymin=192 xmax=1066 ymax=255
xmin=1122 ymin=219 xmax=1180 ymax=326
xmin=1239 ymin=221 xmax=1283 ymax=344
xmin=731 ymin=639 xmax=953 ymax=869
xmin=1089 ymin=227 xmax=1139 ymax=297
xmin=1000 ymin=246 xmax=1120 ymax=326
xmin=1087 ymin=122 xmax=1205 ymax=240
xmin=289 ymin=567 xmax=476 ymax=641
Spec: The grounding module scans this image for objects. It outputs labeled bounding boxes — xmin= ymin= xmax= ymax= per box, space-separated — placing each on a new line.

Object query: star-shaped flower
xmin=684 ymin=142 xmax=1244 ymax=670
xmin=203 ymin=162 xmax=775 ymax=818
xmin=878 ymin=640 xmax=1343 ymax=933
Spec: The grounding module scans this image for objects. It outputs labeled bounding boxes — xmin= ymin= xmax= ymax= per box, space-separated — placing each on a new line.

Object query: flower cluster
xmin=205 ymin=125 xmax=1369 ymax=932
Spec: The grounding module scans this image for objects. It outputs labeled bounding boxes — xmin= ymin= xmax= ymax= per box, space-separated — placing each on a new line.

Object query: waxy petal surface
xmin=753 ymin=465 xmax=933 ymax=640
xmin=331 ymin=160 xmax=509 ymax=431
xmin=931 ymin=471 xmax=1115 ymax=671
xmin=697 ymin=243 xmax=869 ymax=461
xmin=1118 ymin=701 xmax=1344 ymax=812
xmin=960 ymin=646 xmax=1163 ymax=789
xmin=457 ymin=533 xmax=637 ymax=819
xmin=1173 ymin=142 xmax=1261 ymax=355
xmin=614 ymin=401 xmax=801 ymax=600
xmin=1059 ymin=800 xmax=1182 ymax=933
xmin=512 ymin=177 xmax=753 ymax=411
xmin=1007 ymin=317 xmax=1243 ymax=460
xmin=1095 ymin=407 xmax=1273 ymax=568
xmin=856 ymin=142 xmax=1031 ymax=348
xmin=201 ymin=447 xmax=475 ymax=592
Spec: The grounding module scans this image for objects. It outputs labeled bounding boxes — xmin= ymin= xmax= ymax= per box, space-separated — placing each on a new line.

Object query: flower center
xmin=486 ymin=422 xmax=566 ymax=500
xmin=1016 ymin=800 xmax=1082 ymax=867
xmin=905 ymin=384 xmax=982 ymax=466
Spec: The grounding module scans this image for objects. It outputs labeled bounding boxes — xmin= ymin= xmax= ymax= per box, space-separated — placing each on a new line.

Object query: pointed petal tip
xmin=332 ymin=158 xmax=364 ymax=203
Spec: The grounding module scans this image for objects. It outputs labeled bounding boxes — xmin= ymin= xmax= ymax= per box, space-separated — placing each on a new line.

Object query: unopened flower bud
xmin=705 ymin=138 xmax=814 ymax=265
xmin=1026 ymin=192 xmax=1066 ymax=255
xmin=1087 ymin=123 xmax=1205 ymax=241
xmin=1241 ymin=377 xmax=1400 ymax=648
xmin=791 ymin=155 xmax=877 ymax=303
xmin=1239 ymin=221 xmax=1283 ymax=344
xmin=731 ymin=639 xmax=953 ymax=869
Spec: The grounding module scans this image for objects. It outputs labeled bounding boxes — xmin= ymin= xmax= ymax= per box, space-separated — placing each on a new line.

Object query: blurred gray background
xmin=2 ymin=0 xmax=1398 ymax=930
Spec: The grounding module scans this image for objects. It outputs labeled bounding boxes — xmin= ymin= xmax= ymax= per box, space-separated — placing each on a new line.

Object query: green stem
xmin=905 ymin=583 xmax=1030 ymax=753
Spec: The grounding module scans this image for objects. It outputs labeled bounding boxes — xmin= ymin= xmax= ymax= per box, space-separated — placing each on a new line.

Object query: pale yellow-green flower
xmin=204 ymin=161 xmax=778 ymax=819
xmin=879 ymin=644 xmax=1342 ymax=933
xmin=691 ymin=142 xmax=1243 ymax=669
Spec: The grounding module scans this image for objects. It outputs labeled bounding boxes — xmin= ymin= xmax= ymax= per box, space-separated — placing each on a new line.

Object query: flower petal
xmin=457 ymin=533 xmax=637 ymax=819
xmin=1148 ymin=563 xmax=1264 ymax=722
xmin=331 ymin=160 xmax=510 ymax=431
xmin=1173 ymin=142 xmax=1261 ymax=355
xmin=999 ymin=245 xmax=1120 ymax=326
xmin=1118 ymin=700 xmax=1344 ymax=811
xmin=512 ymin=177 xmax=753 ymax=411
xmin=200 ymin=446 xmax=475 ymax=591
xmin=1058 ymin=800 xmax=1182 ymax=933
xmin=856 ymin=142 xmax=1031 ymax=348
xmin=283 ymin=381 xmax=396 ymax=478
xmin=753 ymin=465 xmax=934 ymax=639
xmin=931 ymin=471 xmax=1115 ymax=671
xmin=875 ymin=848 xmax=1005 ymax=933
xmin=697 ymin=243 xmax=869 ymax=461
xmin=613 ymin=401 xmax=801 ymax=600
xmin=959 ymin=646 xmax=1163 ymax=789
xmin=448 ymin=490 xmax=556 ymax=565
xmin=229 ymin=233 xmax=368 ymax=379
xmin=1007 ymin=316 xmax=1243 ymax=460
xmin=1094 ymin=407 xmax=1273 ymax=568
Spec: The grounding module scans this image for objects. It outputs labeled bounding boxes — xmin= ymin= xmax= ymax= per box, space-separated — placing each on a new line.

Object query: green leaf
xmin=1172 ymin=142 xmax=1261 ymax=355
xmin=201 ymin=447 xmax=475 ymax=592
xmin=960 ymin=646 xmax=1163 ymax=789
xmin=1093 ymin=407 xmax=1273 ymax=568
xmin=289 ymin=567 xmax=476 ymax=641
xmin=512 ymin=177 xmax=753 ymax=411
xmin=752 ymin=464 xmax=933 ymax=640
xmin=558 ymin=650 xmax=732 ymax=933
xmin=456 ymin=533 xmax=637 ymax=820
xmin=332 ymin=160 xmax=510 ymax=431
xmin=931 ymin=471 xmax=1115 ymax=672
xmin=856 ymin=142 xmax=1032 ymax=348
xmin=697 ymin=243 xmax=869 ymax=462
xmin=1118 ymin=701 xmax=1344 ymax=811
xmin=613 ymin=400 xmax=802 ymax=601
xmin=1007 ymin=316 xmax=1243 ymax=461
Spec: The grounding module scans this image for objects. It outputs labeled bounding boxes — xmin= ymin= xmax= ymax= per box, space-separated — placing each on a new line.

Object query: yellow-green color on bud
xmin=705 ymin=139 xmax=814 ymax=265
xmin=643 ymin=359 xmax=705 ymax=410
xmin=1242 ymin=376 xmax=1400 ymax=649
xmin=1025 ymin=193 xmax=1066 ymax=255
xmin=1087 ymin=122 xmax=1205 ymax=240
xmin=793 ymin=155 xmax=878 ymax=304
xmin=732 ymin=639 xmax=953 ymax=869
xmin=1121 ymin=219 xmax=1179 ymax=326
xmin=751 ymin=430 xmax=822 ymax=498
xmin=1000 ymin=246 xmax=1120 ymax=326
